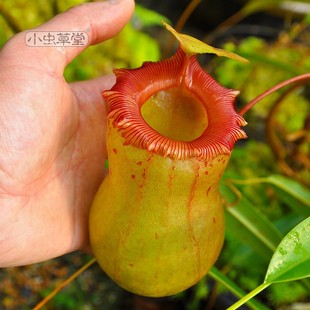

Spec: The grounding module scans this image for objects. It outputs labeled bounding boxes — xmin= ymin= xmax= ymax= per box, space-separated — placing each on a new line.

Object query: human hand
xmin=0 ymin=0 xmax=134 ymax=267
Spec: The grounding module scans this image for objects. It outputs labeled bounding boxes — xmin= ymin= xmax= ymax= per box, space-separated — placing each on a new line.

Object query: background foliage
xmin=0 ymin=0 xmax=309 ymax=309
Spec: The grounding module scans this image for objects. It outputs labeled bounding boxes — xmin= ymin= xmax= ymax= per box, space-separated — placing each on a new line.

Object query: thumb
xmin=1 ymin=0 xmax=135 ymax=73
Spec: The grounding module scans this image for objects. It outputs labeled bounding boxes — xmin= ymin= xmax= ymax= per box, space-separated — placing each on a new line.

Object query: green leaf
xmin=224 ymin=174 xmax=310 ymax=219
xmin=259 ymin=175 xmax=310 ymax=217
xmin=265 ymin=175 xmax=310 ymax=212
xmin=221 ymin=183 xmax=283 ymax=257
xmin=240 ymin=0 xmax=283 ymax=16
xmin=241 ymin=0 xmax=310 ymax=18
xmin=264 ymin=217 xmax=310 ymax=284
xmin=225 ymin=211 xmax=273 ymax=261
xmin=163 ymin=21 xmax=249 ymax=63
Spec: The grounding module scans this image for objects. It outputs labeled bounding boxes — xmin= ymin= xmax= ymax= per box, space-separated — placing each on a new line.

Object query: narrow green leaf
xmin=240 ymin=0 xmax=283 ymax=16
xmin=264 ymin=217 xmax=310 ymax=284
xmin=221 ymin=183 xmax=283 ymax=256
xmin=225 ymin=211 xmax=273 ymax=261
xmin=208 ymin=267 xmax=270 ymax=310
xmin=241 ymin=0 xmax=310 ymax=18
xmin=264 ymin=175 xmax=310 ymax=218
xmin=265 ymin=175 xmax=310 ymax=208
xmin=224 ymin=174 xmax=310 ymax=218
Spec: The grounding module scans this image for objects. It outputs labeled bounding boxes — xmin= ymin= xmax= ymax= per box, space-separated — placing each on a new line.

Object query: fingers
xmin=1 ymin=0 xmax=135 ymax=73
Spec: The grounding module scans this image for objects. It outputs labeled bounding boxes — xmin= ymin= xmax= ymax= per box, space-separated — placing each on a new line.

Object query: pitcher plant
xmin=89 ymin=22 xmax=309 ymax=297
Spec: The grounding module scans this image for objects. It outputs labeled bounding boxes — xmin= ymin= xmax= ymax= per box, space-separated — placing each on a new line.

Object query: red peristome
xmin=103 ymin=48 xmax=247 ymax=161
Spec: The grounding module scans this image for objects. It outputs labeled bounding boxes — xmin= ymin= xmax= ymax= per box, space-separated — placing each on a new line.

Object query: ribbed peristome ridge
xmin=104 ymin=48 xmax=247 ymax=161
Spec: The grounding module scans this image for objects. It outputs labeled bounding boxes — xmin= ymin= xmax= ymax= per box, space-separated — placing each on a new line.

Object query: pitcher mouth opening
xmin=103 ymin=48 xmax=247 ymax=161
xmin=141 ymin=85 xmax=208 ymax=143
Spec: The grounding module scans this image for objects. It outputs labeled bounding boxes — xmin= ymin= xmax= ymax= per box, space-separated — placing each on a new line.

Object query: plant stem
xmin=175 ymin=0 xmax=201 ymax=32
xmin=226 ymin=282 xmax=271 ymax=310
xmin=33 ymin=257 xmax=97 ymax=310
xmin=208 ymin=267 xmax=269 ymax=310
xmin=239 ymin=73 xmax=310 ymax=116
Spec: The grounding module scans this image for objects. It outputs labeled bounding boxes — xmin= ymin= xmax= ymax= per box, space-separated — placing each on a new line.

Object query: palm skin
xmin=0 ymin=0 xmax=134 ymax=267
